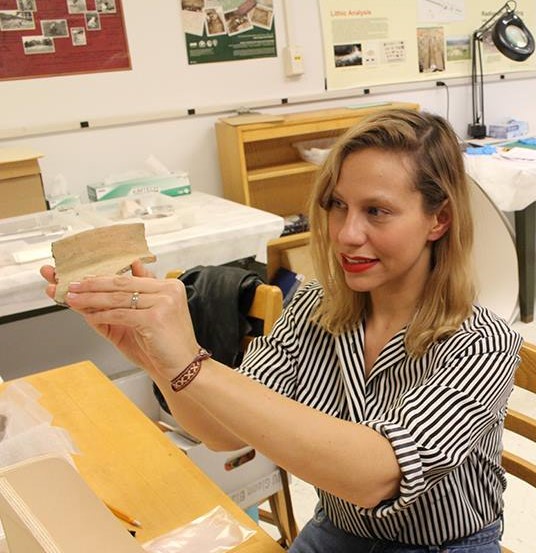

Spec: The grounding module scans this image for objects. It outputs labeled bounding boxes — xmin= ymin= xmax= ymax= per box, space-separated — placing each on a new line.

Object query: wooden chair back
xmin=242 ymin=282 xmax=283 ymax=350
xmin=501 ymin=341 xmax=536 ymax=553
xmin=266 ymin=232 xmax=313 ymax=283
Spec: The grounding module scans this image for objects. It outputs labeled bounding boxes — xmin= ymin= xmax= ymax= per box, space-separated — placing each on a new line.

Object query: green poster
xmin=180 ymin=0 xmax=276 ymax=64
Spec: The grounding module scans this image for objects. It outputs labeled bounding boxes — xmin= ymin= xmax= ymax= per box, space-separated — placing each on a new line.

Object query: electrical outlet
xmin=283 ymin=45 xmax=304 ymax=77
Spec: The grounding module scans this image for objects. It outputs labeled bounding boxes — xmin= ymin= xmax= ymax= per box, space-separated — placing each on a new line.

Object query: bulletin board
xmin=0 ymin=0 xmax=130 ymax=81
xmin=319 ymin=0 xmax=536 ymax=91
xmin=180 ymin=0 xmax=276 ymax=65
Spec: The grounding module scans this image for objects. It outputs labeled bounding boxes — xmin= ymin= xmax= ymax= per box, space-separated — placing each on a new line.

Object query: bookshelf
xmin=215 ymin=102 xmax=420 ymax=280
xmin=214 ymin=102 xmax=420 ymax=219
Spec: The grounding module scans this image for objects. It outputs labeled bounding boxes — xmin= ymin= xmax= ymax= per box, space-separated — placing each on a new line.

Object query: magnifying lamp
xmin=468 ymin=0 xmax=535 ymax=139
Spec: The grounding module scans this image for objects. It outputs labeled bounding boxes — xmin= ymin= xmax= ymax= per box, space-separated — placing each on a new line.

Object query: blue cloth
xmin=519 ymin=137 xmax=536 ymax=145
xmin=465 ymin=145 xmax=497 ymax=155
xmin=289 ymin=504 xmax=502 ymax=553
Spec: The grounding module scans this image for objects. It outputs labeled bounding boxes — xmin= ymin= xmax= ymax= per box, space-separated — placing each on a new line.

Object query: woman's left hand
xmin=63 ymin=270 xmax=199 ymax=380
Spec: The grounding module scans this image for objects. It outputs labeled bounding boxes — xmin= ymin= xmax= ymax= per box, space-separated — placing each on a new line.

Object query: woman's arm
xmin=151 ymin=372 xmax=247 ymax=451
xmin=57 ymin=272 xmax=401 ymax=508
xmin=179 ymin=358 xmax=400 ymax=508
xmin=41 ymin=263 xmax=247 ymax=451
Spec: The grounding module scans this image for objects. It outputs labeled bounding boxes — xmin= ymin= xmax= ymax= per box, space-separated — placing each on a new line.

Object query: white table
xmin=464 ymin=151 xmax=536 ymax=322
xmin=0 ymin=193 xmax=283 ymax=379
xmin=0 ymin=192 xmax=284 ymax=321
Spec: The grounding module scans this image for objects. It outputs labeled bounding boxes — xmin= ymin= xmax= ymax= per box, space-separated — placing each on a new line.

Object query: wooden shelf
xmin=215 ymin=102 xmax=420 ymax=217
xmin=248 ymin=161 xmax=318 ymax=182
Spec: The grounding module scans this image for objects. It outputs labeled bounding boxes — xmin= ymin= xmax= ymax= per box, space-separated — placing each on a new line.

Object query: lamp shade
xmin=492 ymin=11 xmax=535 ymax=61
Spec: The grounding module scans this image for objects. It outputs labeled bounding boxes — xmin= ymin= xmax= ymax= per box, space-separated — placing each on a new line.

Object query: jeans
xmin=289 ymin=505 xmax=502 ymax=553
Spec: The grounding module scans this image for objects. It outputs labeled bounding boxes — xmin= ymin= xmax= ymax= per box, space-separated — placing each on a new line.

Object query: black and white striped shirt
xmin=238 ymin=281 xmax=523 ymax=546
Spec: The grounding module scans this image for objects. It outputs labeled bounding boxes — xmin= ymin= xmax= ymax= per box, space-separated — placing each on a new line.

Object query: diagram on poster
xmin=0 ymin=0 xmax=130 ymax=80
xmin=319 ymin=0 xmax=536 ymax=91
xmin=180 ymin=0 xmax=276 ymax=65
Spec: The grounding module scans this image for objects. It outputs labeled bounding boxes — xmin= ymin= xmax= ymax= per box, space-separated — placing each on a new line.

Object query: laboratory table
xmin=0 ymin=192 xmax=283 ymax=379
xmin=0 ymin=360 xmax=285 ymax=552
xmin=0 ymin=191 xmax=284 ymax=321
xmin=464 ymin=151 xmax=536 ymax=323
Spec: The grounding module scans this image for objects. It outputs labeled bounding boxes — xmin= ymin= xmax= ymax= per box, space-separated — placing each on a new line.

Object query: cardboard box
xmin=166 ymin=432 xmax=282 ymax=510
xmin=0 ymin=148 xmax=47 ymax=219
xmin=87 ymin=173 xmax=191 ymax=201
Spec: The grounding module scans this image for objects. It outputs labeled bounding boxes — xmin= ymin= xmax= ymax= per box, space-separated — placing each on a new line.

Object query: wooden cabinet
xmin=0 ymin=148 xmax=47 ymax=219
xmin=215 ymin=102 xmax=419 ymax=218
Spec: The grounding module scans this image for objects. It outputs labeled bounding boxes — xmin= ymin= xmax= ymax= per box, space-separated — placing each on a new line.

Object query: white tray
xmin=76 ymin=193 xmax=198 ymax=236
xmin=0 ymin=210 xmax=93 ymax=266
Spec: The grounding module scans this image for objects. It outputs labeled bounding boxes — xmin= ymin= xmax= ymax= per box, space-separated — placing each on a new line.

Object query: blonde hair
xmin=309 ymin=109 xmax=475 ymax=357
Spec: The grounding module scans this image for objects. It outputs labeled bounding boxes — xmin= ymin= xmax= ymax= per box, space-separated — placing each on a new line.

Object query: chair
xmin=266 ymin=232 xmax=313 ymax=283
xmin=165 ymin=268 xmax=299 ymax=548
xmin=501 ymin=341 xmax=536 ymax=553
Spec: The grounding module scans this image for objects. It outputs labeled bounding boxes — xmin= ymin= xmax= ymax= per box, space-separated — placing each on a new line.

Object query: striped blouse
xmin=238 ymin=281 xmax=523 ymax=546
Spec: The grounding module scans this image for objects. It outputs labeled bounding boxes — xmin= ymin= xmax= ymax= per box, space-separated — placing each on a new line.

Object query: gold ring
xmin=130 ymin=291 xmax=140 ymax=309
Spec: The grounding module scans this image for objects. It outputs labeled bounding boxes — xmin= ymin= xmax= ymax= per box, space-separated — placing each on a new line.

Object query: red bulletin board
xmin=0 ymin=0 xmax=130 ymax=80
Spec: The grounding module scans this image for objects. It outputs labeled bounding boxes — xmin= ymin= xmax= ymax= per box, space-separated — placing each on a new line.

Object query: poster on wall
xmin=0 ymin=0 xmax=130 ymax=81
xmin=319 ymin=0 xmax=536 ymax=91
xmin=180 ymin=0 xmax=276 ymax=65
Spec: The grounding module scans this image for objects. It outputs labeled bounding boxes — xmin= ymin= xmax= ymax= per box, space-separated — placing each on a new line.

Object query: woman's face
xmin=327 ymin=148 xmax=449 ymax=300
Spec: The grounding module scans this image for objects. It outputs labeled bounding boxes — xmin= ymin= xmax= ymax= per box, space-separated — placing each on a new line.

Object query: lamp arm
xmin=474 ymin=0 xmax=516 ymax=40
xmin=470 ymin=35 xmax=486 ymax=127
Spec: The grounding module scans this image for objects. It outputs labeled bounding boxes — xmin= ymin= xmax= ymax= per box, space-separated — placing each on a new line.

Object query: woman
xmin=41 ymin=109 xmax=522 ymax=552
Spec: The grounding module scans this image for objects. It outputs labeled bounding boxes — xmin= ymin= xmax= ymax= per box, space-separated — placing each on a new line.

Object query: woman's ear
xmin=428 ymin=201 xmax=451 ymax=242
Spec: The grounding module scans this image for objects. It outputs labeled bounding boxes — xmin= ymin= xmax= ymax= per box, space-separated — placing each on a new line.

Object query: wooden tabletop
xmin=5 ymin=361 xmax=284 ymax=552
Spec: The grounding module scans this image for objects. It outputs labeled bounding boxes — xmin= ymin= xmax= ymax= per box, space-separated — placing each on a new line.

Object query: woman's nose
xmin=337 ymin=213 xmax=367 ymax=246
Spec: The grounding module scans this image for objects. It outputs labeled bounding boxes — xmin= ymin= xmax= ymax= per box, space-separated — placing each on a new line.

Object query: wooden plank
xmin=248 ymin=161 xmax=318 ymax=182
xmin=221 ymin=114 xmax=285 ymax=126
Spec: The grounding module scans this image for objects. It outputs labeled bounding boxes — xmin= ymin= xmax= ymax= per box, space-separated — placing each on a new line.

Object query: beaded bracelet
xmin=170 ymin=347 xmax=212 ymax=392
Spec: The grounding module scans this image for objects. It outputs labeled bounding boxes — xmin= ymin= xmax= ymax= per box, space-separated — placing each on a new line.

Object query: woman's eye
xmin=327 ymin=197 xmax=346 ymax=210
xmin=367 ymin=206 xmax=386 ymax=217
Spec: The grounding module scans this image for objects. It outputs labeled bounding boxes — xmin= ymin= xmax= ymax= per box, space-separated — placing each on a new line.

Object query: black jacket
xmin=154 ymin=265 xmax=263 ymax=413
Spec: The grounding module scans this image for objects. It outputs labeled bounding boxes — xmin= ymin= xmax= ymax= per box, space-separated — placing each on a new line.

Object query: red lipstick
xmin=341 ymin=255 xmax=378 ymax=273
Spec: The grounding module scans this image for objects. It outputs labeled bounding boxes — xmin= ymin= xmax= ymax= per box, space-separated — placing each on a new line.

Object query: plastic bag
xmin=0 ymin=381 xmax=78 ymax=468
xmin=143 ymin=505 xmax=255 ymax=553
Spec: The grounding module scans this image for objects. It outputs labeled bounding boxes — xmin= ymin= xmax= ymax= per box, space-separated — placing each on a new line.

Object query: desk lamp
xmin=469 ymin=0 xmax=534 ymax=139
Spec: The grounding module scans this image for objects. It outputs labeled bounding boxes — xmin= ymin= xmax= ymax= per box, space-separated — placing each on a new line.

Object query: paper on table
xmin=500 ymin=147 xmax=536 ymax=161
xmin=11 ymin=244 xmax=52 ymax=264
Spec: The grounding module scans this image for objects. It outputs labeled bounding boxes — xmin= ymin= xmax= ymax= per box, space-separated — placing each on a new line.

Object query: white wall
xmin=1 ymin=1 xmax=535 ymax=380
xmin=2 ymin=0 xmax=536 ymax=201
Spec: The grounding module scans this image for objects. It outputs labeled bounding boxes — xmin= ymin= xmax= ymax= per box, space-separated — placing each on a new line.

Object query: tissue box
xmin=488 ymin=120 xmax=529 ymax=139
xmin=46 ymin=194 xmax=81 ymax=211
xmin=87 ymin=173 xmax=191 ymax=202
